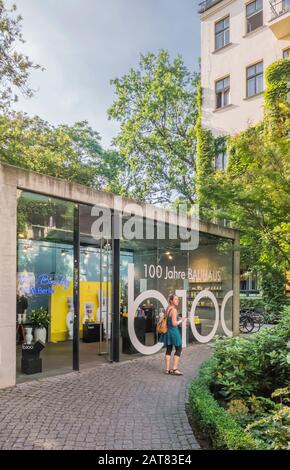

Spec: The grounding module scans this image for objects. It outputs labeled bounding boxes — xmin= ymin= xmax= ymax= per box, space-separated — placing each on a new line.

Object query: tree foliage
xmin=197 ymin=59 xmax=290 ymax=313
xmin=0 ymin=113 xmax=125 ymax=192
xmin=108 ymin=50 xmax=199 ymax=204
xmin=0 ymin=1 xmax=42 ymax=112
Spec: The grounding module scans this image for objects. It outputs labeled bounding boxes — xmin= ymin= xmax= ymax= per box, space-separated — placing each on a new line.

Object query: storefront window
xmin=17 ymin=191 xmax=75 ymax=380
xmin=119 ymin=218 xmax=233 ymax=357
xmin=16 ymin=192 xmax=235 ymax=378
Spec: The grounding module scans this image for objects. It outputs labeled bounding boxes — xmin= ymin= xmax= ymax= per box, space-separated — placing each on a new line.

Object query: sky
xmin=10 ymin=0 xmax=201 ymax=149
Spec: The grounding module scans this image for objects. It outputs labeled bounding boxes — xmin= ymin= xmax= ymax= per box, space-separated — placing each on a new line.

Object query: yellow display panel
xmin=49 ymin=281 xmax=111 ymax=342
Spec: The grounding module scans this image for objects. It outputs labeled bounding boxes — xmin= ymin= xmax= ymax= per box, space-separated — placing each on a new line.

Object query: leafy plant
xmin=210 ymin=307 xmax=290 ymax=400
xmin=29 ymin=307 xmax=50 ymax=329
xmin=240 ymin=298 xmax=265 ymax=311
xmin=189 ymin=360 xmax=263 ymax=450
xmin=271 ymin=387 xmax=290 ymax=405
xmin=227 ymin=400 xmax=249 ymax=423
xmin=227 ymin=395 xmax=278 ymax=428
xmin=246 ymin=406 xmax=290 ymax=450
xmin=210 ymin=336 xmax=259 ymax=400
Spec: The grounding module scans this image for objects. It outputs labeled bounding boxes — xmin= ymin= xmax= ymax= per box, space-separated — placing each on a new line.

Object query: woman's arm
xmin=170 ymin=309 xmax=178 ymax=327
xmin=171 ymin=309 xmax=187 ymax=327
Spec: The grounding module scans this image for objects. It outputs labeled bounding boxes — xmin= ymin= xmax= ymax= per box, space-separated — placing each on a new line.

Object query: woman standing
xmin=160 ymin=294 xmax=187 ymax=376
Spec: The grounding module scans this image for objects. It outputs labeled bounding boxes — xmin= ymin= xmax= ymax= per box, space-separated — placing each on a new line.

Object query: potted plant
xmin=29 ymin=307 xmax=50 ymax=343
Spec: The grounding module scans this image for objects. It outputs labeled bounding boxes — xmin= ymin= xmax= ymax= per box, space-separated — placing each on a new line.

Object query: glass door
xmin=79 ymin=204 xmax=112 ymax=368
xmin=97 ymin=237 xmax=112 ymax=358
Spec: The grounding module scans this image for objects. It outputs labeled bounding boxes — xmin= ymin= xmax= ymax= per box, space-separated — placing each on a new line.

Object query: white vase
xmin=66 ymin=311 xmax=74 ymax=340
xmin=34 ymin=327 xmax=46 ymax=344
xmin=24 ymin=327 xmax=33 ymax=345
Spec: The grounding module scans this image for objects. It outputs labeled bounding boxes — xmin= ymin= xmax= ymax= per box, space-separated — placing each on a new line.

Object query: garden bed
xmin=188 ymin=307 xmax=290 ymax=450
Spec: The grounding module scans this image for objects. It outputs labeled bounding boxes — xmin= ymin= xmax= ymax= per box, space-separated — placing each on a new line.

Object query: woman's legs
xmin=165 ymin=345 xmax=173 ymax=371
xmin=172 ymin=346 xmax=182 ymax=372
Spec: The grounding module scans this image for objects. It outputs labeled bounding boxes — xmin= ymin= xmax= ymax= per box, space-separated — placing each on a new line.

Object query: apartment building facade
xmin=199 ymin=0 xmax=290 ymax=144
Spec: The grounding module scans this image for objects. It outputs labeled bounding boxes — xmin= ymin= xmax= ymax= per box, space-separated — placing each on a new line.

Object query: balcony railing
xmin=270 ymin=0 xmax=290 ymax=19
xmin=198 ymin=0 xmax=223 ymax=13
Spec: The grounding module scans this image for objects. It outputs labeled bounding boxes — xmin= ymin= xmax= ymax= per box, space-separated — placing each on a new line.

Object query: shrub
xmin=189 ymin=309 xmax=290 ymax=450
xmin=240 ymin=298 xmax=265 ymax=311
xmin=210 ymin=307 xmax=290 ymax=400
xmin=245 ymin=406 xmax=290 ymax=450
xmin=188 ymin=360 xmax=263 ymax=450
xmin=226 ymin=393 xmax=290 ymax=449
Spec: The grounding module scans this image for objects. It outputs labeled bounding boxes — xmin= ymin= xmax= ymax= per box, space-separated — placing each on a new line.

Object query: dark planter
xmin=142 ymin=306 xmax=155 ymax=333
xmin=187 ymin=323 xmax=202 ymax=343
xmin=21 ymin=340 xmax=45 ymax=374
xmin=82 ymin=323 xmax=104 ymax=343
xmin=121 ymin=316 xmax=146 ymax=354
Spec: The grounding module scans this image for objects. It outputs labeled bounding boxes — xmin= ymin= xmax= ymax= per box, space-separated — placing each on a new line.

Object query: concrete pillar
xmin=0 ymin=166 xmax=17 ymax=388
xmin=233 ymin=233 xmax=240 ymax=336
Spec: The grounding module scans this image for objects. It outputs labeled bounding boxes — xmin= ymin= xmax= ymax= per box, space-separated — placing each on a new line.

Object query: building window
xmin=215 ymin=16 xmax=230 ymax=50
xmin=283 ymin=48 xmax=290 ymax=59
xmin=247 ymin=62 xmax=263 ymax=97
xmin=215 ymin=76 xmax=230 ymax=109
xmin=215 ymin=151 xmax=228 ymax=170
xmin=246 ymin=0 xmax=263 ymax=33
xmin=240 ymin=269 xmax=259 ymax=294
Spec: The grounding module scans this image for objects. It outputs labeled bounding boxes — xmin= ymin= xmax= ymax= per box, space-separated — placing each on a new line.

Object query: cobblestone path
xmin=0 ymin=344 xmax=211 ymax=450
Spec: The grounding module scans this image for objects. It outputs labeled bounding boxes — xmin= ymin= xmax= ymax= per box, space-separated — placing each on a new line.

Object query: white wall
xmin=200 ymin=0 xmax=290 ymax=136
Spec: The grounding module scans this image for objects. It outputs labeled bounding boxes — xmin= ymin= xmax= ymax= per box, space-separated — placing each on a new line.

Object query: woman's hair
xmin=168 ymin=294 xmax=176 ymax=304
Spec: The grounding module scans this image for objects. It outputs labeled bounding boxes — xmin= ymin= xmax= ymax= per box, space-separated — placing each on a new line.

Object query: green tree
xmin=0 ymin=1 xmax=42 ymax=112
xmin=108 ymin=50 xmax=199 ymax=204
xmin=0 ymin=113 xmax=125 ymax=192
xmin=0 ymin=1 xmax=126 ymax=196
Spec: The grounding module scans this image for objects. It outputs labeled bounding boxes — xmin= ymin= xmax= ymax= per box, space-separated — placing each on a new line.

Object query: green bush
xmin=188 ymin=360 xmax=263 ymax=450
xmin=245 ymin=406 xmax=290 ymax=450
xmin=240 ymin=298 xmax=265 ymax=311
xmin=189 ymin=308 xmax=290 ymax=450
xmin=210 ymin=308 xmax=290 ymax=400
xmin=226 ymin=392 xmax=290 ymax=449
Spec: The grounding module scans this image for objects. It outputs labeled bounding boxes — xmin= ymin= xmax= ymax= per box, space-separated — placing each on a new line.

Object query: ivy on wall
xmin=196 ymin=59 xmax=290 ymax=315
xmin=195 ymin=81 xmax=227 ymax=221
xmin=264 ymin=59 xmax=290 ymax=137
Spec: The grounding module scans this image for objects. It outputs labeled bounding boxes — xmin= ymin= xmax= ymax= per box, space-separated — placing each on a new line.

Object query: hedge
xmin=188 ymin=359 xmax=265 ymax=450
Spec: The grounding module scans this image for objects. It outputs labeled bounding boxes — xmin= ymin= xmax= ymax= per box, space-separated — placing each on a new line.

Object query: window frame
xmin=215 ymin=75 xmax=230 ymax=109
xmin=246 ymin=61 xmax=264 ymax=98
xmin=246 ymin=0 xmax=263 ymax=34
xmin=214 ymin=15 xmax=230 ymax=51
xmin=214 ymin=151 xmax=228 ymax=171
xmin=283 ymin=48 xmax=290 ymax=59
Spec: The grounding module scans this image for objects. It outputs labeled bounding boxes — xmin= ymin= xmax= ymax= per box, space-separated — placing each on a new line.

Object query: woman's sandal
xmin=164 ymin=369 xmax=172 ymax=375
xmin=171 ymin=369 xmax=183 ymax=376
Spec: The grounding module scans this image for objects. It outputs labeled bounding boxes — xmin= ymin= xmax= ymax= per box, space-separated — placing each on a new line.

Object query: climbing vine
xmin=196 ymin=60 xmax=290 ymax=315
xmin=195 ymin=81 xmax=227 ymax=220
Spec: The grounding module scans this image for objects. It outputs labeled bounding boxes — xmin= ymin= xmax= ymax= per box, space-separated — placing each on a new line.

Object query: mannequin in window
xmin=17 ymin=289 xmax=28 ymax=324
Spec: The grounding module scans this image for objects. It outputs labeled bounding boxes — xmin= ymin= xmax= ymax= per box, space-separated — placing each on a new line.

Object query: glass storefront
xmin=17 ymin=191 xmax=74 ymax=378
xmin=16 ymin=190 xmax=234 ymax=381
xmin=119 ymin=219 xmax=233 ymax=357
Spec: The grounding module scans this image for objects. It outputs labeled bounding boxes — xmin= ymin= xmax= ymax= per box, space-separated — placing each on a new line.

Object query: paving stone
xmin=0 ymin=344 xmax=211 ymax=450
